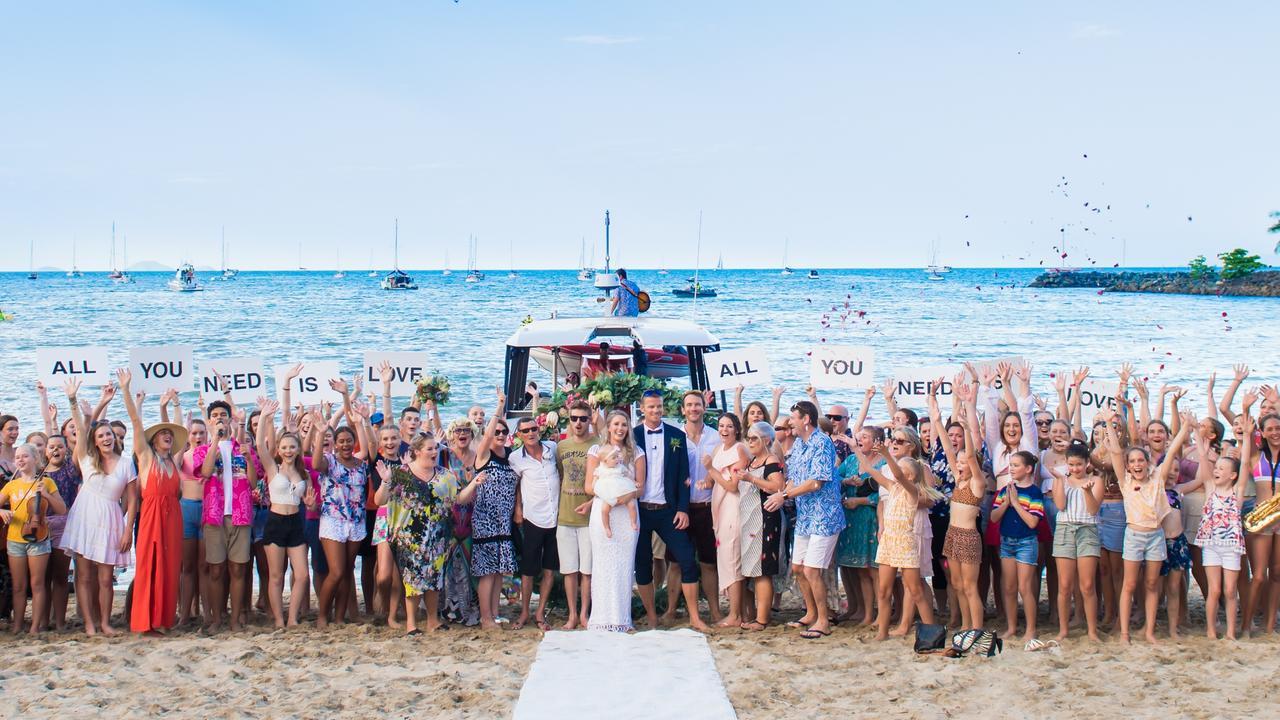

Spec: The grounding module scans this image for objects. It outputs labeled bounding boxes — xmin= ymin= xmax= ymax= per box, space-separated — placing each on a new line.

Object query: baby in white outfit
xmin=594 ymin=446 xmax=638 ymax=538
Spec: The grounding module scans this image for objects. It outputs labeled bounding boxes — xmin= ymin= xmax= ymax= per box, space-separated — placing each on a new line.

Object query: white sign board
xmin=199 ymin=357 xmax=267 ymax=404
xmin=892 ymin=365 xmax=958 ymax=408
xmin=1066 ymin=378 xmax=1125 ymax=424
xmin=362 ymin=351 xmax=429 ymax=397
xmin=275 ymin=361 xmax=342 ymax=406
xmin=704 ymin=348 xmax=773 ymax=392
xmin=809 ymin=345 xmax=875 ymax=390
xmin=128 ymin=345 xmax=195 ymax=394
xmin=36 ymin=346 xmax=111 ymax=387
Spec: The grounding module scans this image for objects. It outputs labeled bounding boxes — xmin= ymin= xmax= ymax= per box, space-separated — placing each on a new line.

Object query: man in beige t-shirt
xmin=555 ymin=401 xmax=596 ymax=629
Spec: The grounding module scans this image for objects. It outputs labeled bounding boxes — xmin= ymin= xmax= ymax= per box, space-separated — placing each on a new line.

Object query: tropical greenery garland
xmin=532 ymin=372 xmax=690 ymax=439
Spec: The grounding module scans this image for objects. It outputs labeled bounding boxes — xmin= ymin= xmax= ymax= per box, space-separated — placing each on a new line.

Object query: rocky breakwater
xmin=1029 ymin=270 xmax=1280 ymax=297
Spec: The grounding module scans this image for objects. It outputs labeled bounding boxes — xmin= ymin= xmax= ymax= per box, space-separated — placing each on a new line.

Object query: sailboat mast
xmin=394 ymin=218 xmax=400 ymax=271
xmin=693 ymin=211 xmax=704 ymax=311
xmin=603 ymin=210 xmax=611 ymax=273
xmin=111 ymin=221 xmax=116 ymax=270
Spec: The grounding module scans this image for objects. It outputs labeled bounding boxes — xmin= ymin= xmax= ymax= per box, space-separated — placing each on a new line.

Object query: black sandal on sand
xmin=740 ymin=621 xmax=767 ymax=632
xmin=800 ymin=629 xmax=831 ymax=639
xmin=406 ymin=629 xmax=423 ymax=636
xmin=784 ymin=620 xmax=806 ymax=629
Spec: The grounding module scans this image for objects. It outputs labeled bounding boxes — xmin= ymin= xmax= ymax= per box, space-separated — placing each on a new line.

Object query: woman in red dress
xmin=118 ymin=370 xmax=187 ymax=634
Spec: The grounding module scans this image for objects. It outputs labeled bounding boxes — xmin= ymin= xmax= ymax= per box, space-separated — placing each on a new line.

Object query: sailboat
xmin=442 ymin=249 xmax=453 ymax=276
xmin=507 ymin=240 xmax=518 ymax=278
xmin=67 ymin=238 xmax=82 ymax=278
xmin=672 ymin=212 xmax=717 ymax=298
xmin=334 ymin=249 xmax=346 ymax=279
xmin=219 ymin=227 xmax=239 ymax=279
xmin=115 ymin=232 xmax=135 ymax=284
xmin=27 ymin=239 xmax=37 ymax=280
xmin=107 ymin=222 xmax=125 ymax=280
xmin=576 ymin=238 xmax=593 ymax=281
xmin=367 ymin=250 xmax=378 ymax=277
xmin=381 ymin=219 xmax=417 ymax=290
xmin=465 ymin=236 xmax=484 ymax=283
xmin=925 ymin=237 xmax=952 ymax=276
xmin=715 ymin=253 xmax=724 ymax=271
xmin=781 ymin=238 xmax=794 ymax=276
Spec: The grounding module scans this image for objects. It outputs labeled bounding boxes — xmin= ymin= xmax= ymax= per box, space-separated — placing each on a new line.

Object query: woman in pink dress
xmin=705 ymin=413 xmax=750 ymax=628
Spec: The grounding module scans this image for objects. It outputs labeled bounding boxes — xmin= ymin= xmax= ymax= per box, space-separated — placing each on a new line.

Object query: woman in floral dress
xmin=375 ymin=432 xmax=459 ymax=635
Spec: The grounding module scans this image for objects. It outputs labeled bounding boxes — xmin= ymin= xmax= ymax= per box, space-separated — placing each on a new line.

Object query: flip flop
xmin=800 ymin=629 xmax=831 ymax=639
xmin=1024 ymin=638 xmax=1046 ymax=652
xmin=740 ymin=621 xmax=767 ymax=632
xmin=406 ymin=629 xmax=423 ymax=636
xmin=785 ymin=620 xmax=807 ymax=629
xmin=536 ymin=619 xmax=552 ymax=632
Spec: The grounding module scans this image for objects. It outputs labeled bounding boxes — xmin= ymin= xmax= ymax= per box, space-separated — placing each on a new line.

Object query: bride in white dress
xmin=584 ymin=411 xmax=645 ymax=632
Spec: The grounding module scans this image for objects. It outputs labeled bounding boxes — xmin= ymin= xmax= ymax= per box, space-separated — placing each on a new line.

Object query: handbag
xmin=949 ymin=629 xmax=1003 ymax=657
xmin=913 ymin=622 xmax=948 ymax=654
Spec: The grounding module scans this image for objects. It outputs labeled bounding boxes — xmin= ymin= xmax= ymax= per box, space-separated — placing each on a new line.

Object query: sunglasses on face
xmin=641 ymin=390 xmax=663 ymax=398
xmin=1035 ymin=420 xmax=1052 ymax=427
xmin=494 ymin=429 xmax=509 ymax=436
xmin=890 ymin=437 xmax=908 ymax=444
xmin=520 ymin=427 xmax=540 ymax=434
xmin=825 ymin=414 xmax=847 ymax=421
xmin=569 ymin=415 xmax=591 ymax=423
xmin=774 ymin=426 xmax=789 ymax=432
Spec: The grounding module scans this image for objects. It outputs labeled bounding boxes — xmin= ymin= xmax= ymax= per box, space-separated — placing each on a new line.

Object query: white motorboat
xmin=168 ymin=263 xmax=202 ymax=292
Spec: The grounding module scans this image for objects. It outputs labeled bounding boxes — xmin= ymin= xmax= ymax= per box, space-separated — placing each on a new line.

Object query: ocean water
xmin=0 ymin=267 xmax=1274 ymax=426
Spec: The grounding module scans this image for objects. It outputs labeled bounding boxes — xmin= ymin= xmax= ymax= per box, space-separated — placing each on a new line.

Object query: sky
xmin=1 ymin=1 xmax=1277 ymax=272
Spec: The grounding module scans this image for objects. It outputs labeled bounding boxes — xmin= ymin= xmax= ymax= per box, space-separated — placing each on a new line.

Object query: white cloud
xmin=564 ymin=34 xmax=641 ymax=46
xmin=1072 ymin=23 xmax=1120 ymax=40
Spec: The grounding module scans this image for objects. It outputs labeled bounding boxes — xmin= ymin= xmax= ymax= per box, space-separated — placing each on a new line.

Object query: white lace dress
xmin=59 ymin=456 xmax=136 ymax=566
xmin=587 ymin=444 xmax=638 ymax=632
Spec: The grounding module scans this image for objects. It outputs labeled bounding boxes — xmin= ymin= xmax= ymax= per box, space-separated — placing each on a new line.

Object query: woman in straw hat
xmin=117 ymin=369 xmax=188 ymax=634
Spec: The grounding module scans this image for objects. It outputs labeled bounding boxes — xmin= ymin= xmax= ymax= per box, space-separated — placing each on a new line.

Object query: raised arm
xmin=1236 ymin=405 xmax=1255 ymax=501
xmin=928 ymin=378 xmax=958 ymax=471
xmin=769 ymin=385 xmax=784 ymax=425
xmin=1133 ymin=379 xmax=1152 ymax=432
xmin=853 ymin=387 xmax=875 ymax=433
xmin=1155 ymin=384 xmax=1170 ymax=425
xmin=1206 ymin=372 xmax=1218 ymax=420
xmin=474 ymin=388 xmax=506 ymax=468
xmin=1054 ymin=372 xmax=1070 ymax=422
xmin=805 ymin=384 xmax=823 ymax=419
xmin=37 ymin=381 xmax=56 ymax=436
xmin=63 ymin=380 xmax=87 ymax=462
xmin=1156 ymin=412 xmax=1193 ymax=488
xmin=733 ymin=385 xmax=745 ymax=421
xmin=255 ymin=397 xmax=280 ymax=481
xmin=1218 ymin=364 xmax=1248 ymax=423
xmin=307 ymin=409 xmax=329 ymax=475
xmin=880 ymin=378 xmax=898 ymax=422
xmin=1100 ymin=410 xmax=1127 ymax=482
xmin=378 ymin=361 xmax=395 ymax=424
xmin=117 ymin=369 xmax=149 ymax=462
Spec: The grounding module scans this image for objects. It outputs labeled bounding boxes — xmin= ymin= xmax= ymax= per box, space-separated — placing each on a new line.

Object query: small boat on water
xmin=465 ymin=236 xmax=484 ymax=283
xmin=657 ymin=268 xmax=669 ymax=276
xmin=807 ymin=269 xmax=819 ymax=279
xmin=168 ymin=264 xmax=203 ymax=292
xmin=576 ymin=239 xmax=594 ymax=280
xmin=216 ymin=228 xmax=239 ymax=280
xmin=927 ymin=271 xmax=945 ymax=282
xmin=672 ymin=283 xmax=717 ymax=298
xmin=27 ymin=239 xmax=37 ymax=280
xmin=67 ymin=239 xmax=82 ymax=278
xmin=781 ymin=239 xmax=794 ymax=275
xmin=381 ymin=219 xmax=418 ymax=290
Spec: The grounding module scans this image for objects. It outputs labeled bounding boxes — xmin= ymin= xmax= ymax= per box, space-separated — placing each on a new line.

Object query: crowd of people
xmin=2 ymin=360 xmax=1279 ymax=650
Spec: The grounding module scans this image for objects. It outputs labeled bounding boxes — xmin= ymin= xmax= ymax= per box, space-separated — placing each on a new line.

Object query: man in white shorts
xmin=555 ymin=401 xmax=596 ymax=629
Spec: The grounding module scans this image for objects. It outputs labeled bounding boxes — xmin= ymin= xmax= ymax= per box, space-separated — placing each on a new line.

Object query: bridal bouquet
xmin=415 ymin=374 xmax=452 ymax=406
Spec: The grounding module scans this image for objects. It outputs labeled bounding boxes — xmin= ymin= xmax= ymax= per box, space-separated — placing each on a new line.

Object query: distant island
xmin=1030 ymin=269 xmax=1280 ymax=297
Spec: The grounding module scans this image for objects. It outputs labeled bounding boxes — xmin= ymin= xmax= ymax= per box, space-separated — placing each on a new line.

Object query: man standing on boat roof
xmin=608 ymin=269 xmax=641 ymax=317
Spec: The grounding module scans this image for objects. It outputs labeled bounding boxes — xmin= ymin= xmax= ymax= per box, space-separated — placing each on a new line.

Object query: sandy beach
xmin=2 ymin=590 xmax=1277 ymax=719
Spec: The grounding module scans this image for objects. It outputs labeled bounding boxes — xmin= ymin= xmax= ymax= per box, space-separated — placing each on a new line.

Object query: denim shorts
xmin=1000 ymin=534 xmax=1038 ymax=565
xmin=305 ymin=517 xmax=328 ymax=575
xmin=1052 ymin=521 xmax=1101 ymax=559
xmin=1097 ymin=501 xmax=1126 ymax=552
xmin=252 ymin=506 xmax=270 ymax=544
xmin=7 ymin=537 xmax=52 ymax=557
xmin=181 ymin=498 xmax=204 ymax=540
xmin=1122 ymin=527 xmax=1167 ymax=563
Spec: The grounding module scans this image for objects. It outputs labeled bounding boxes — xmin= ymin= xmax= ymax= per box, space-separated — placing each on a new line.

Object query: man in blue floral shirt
xmin=768 ymin=400 xmax=843 ymax=639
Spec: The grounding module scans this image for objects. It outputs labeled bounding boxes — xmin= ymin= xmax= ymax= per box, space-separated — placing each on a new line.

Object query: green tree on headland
xmin=1188 ymin=255 xmax=1217 ymax=280
xmin=1218 ymin=248 xmax=1264 ymax=280
xmin=1269 ymin=211 xmax=1280 ymax=234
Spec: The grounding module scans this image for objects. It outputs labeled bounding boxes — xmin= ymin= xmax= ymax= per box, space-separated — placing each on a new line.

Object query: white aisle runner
xmin=513 ymin=629 xmax=737 ymax=720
